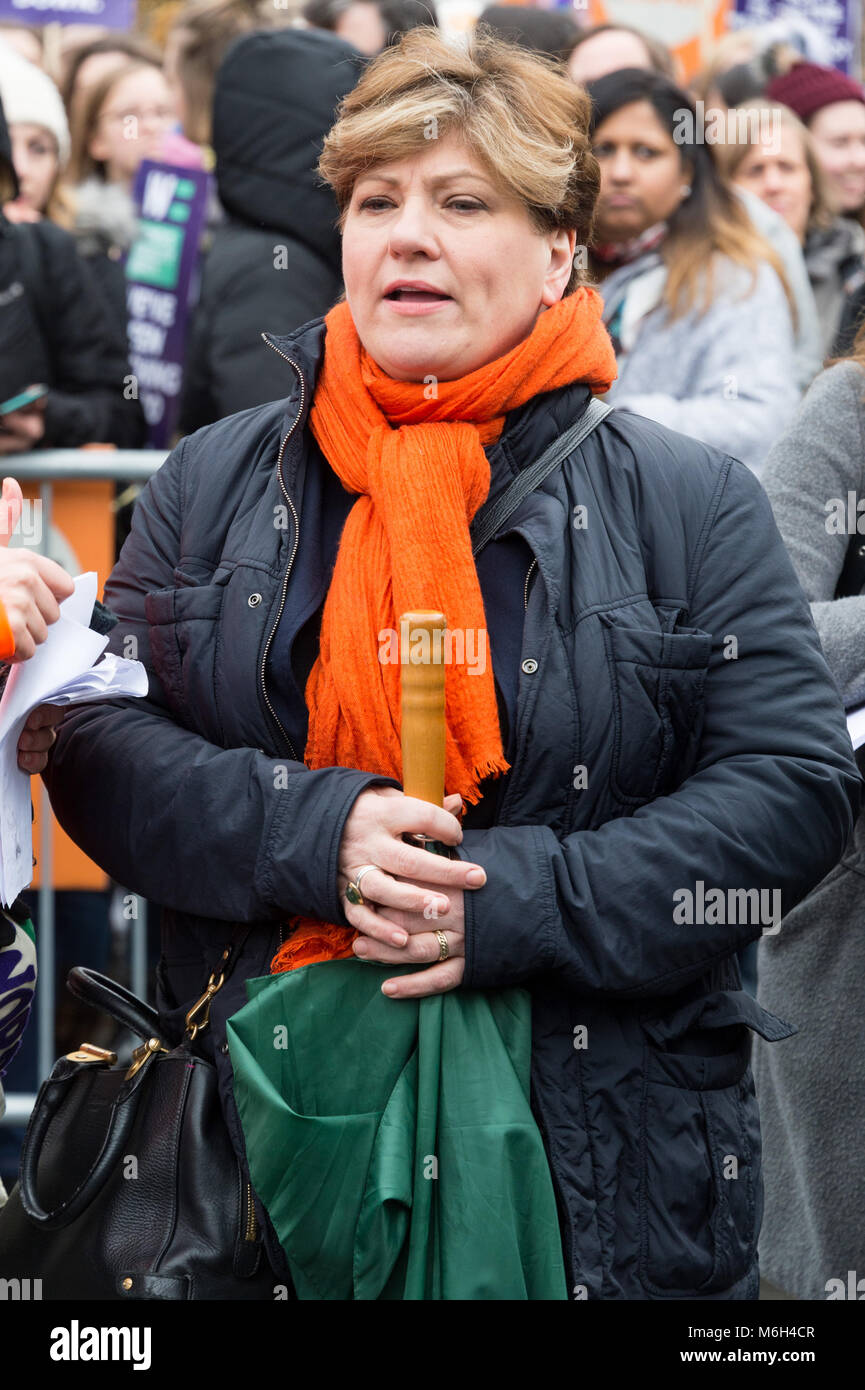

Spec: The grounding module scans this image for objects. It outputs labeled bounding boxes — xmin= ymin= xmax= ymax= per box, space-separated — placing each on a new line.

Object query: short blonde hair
xmin=318 ymin=25 xmax=599 ymax=293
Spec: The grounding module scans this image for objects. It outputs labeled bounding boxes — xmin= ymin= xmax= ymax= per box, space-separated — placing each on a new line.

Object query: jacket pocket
xmin=637 ymin=990 xmax=795 ymax=1298
xmin=145 ymin=579 xmax=228 ymax=738
xmin=601 ymin=611 xmax=711 ymax=806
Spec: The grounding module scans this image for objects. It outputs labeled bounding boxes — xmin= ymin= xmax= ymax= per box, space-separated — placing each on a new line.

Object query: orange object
xmin=0 ymin=597 xmax=14 ymax=659
xmin=271 ymin=288 xmax=617 ymax=973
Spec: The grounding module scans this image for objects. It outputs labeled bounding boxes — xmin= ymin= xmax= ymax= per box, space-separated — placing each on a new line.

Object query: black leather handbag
xmin=0 ymin=939 xmax=275 ymax=1300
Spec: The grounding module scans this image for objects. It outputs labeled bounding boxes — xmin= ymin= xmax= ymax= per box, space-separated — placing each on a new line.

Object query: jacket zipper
xmin=261 ymin=340 xmax=310 ymax=950
xmin=245 ymin=1181 xmax=258 ymax=1242
xmin=259 ymin=338 xmax=307 ymax=764
xmin=524 ymin=557 xmax=538 ymax=612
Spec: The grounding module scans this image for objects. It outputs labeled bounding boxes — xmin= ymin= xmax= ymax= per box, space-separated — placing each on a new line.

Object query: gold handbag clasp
xmin=125 ymin=1036 xmax=168 ymax=1080
xmin=183 ymin=968 xmax=225 ymax=1042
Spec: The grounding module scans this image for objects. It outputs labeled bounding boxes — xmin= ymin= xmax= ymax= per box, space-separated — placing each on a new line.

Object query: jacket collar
xmin=262 ymin=319 xmax=326 ymax=439
xmin=262 ymin=315 xmax=595 ymax=479
xmin=263 ymin=316 xmax=595 ymax=616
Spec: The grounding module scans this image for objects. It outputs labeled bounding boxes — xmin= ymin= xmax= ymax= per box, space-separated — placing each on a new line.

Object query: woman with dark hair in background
xmin=586 ymin=67 xmax=800 ymax=474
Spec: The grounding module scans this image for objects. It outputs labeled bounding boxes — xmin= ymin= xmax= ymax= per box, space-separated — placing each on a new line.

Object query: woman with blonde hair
xmin=587 ymin=66 xmax=800 ymax=474
xmin=720 ymin=102 xmax=865 ymax=356
xmin=43 ymin=27 xmax=857 ymax=1300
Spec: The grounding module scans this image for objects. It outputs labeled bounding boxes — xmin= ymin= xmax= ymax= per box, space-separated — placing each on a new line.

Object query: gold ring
xmin=345 ymin=863 xmax=378 ymax=907
xmin=434 ymin=929 xmax=449 ymax=962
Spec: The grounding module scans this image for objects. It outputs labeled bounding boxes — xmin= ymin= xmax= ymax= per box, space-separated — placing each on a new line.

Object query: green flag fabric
xmin=227 ymin=960 xmax=568 ymax=1300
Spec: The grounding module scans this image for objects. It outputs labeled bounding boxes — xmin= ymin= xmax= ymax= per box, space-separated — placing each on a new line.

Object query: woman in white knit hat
xmin=0 ymin=41 xmax=71 ymax=226
xmin=0 ymin=40 xmax=146 ymax=335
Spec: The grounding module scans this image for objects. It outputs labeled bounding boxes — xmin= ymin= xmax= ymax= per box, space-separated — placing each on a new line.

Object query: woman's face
xmin=732 ymin=121 xmax=812 ymax=244
xmin=9 ymin=123 xmax=59 ymax=213
xmin=341 ymin=135 xmax=575 ymax=382
xmin=808 ymin=100 xmax=865 ymax=215
xmin=89 ymin=66 xmax=175 ymax=186
xmin=592 ymin=100 xmax=688 ymax=243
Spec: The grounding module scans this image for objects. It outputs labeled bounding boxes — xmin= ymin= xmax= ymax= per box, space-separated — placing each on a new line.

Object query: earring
xmin=680 ymin=183 xmax=692 ymax=198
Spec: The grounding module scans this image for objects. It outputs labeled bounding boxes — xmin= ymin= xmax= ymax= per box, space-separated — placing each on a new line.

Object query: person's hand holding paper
xmin=0 ymin=477 xmax=74 ymax=663
xmin=0 ymin=568 xmax=148 ymax=905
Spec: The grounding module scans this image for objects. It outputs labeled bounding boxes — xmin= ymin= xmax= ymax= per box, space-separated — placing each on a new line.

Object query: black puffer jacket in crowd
xmin=178 ymin=29 xmax=364 ymax=433
xmin=0 ymin=98 xmax=144 ymax=448
xmin=45 ymin=314 xmax=860 ymax=1300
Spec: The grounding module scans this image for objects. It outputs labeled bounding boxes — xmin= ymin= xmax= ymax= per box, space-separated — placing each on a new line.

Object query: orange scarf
xmin=271 ymin=288 xmax=616 ymax=972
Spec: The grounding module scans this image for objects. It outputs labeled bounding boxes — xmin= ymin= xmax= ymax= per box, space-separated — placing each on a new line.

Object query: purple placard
xmin=731 ymin=0 xmax=861 ymax=78
xmin=125 ymin=161 xmax=211 ymax=448
xmin=0 ymin=0 xmax=135 ymax=29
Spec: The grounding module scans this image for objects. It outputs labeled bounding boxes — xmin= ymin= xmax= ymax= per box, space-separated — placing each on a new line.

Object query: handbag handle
xmin=19 ymin=930 xmax=253 ymax=1228
xmin=18 ymin=1053 xmax=150 ymax=1228
xmin=66 ymin=966 xmax=162 ymax=1040
xmin=18 ymin=969 xmax=168 ymax=1224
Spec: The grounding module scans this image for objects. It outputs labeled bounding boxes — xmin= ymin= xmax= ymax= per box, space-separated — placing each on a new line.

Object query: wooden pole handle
xmin=399 ymin=611 xmax=446 ymax=808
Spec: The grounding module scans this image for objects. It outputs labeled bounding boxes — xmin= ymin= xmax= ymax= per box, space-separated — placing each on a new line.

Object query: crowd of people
xmin=0 ymin=5 xmax=864 ymax=469
xmin=0 ymin=3 xmax=864 ymax=1305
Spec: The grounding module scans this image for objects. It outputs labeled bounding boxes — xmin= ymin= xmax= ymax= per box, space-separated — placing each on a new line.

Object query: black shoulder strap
xmin=470 ymin=396 xmax=611 ymax=557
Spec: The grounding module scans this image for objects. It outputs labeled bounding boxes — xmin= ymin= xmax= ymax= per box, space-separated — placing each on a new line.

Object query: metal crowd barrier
xmin=1 ymin=450 xmax=169 ymax=1128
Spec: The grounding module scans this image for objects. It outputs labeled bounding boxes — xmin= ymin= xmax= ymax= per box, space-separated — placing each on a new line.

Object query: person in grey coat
xmin=758 ymin=353 xmax=865 ymax=1299
xmin=586 ymin=68 xmax=801 ymax=477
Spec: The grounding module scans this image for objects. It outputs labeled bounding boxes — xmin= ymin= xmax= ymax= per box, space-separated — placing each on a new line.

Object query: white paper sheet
xmin=847 ymin=703 xmax=865 ymax=752
xmin=0 ymin=573 xmax=148 ymax=905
